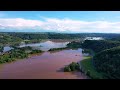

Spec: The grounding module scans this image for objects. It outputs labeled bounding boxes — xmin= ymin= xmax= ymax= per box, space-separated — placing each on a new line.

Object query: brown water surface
xmin=0 ymin=48 xmax=88 ymax=79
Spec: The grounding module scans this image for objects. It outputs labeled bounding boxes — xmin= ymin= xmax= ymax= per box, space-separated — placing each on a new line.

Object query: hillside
xmin=93 ymin=46 xmax=120 ymax=79
xmin=81 ymin=40 xmax=120 ymax=53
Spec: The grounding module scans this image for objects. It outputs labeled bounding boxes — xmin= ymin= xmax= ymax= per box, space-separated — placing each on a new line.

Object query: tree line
xmin=80 ymin=39 xmax=120 ymax=79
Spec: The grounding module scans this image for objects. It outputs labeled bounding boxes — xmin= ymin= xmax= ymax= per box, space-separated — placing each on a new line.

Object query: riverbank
xmin=63 ymin=56 xmax=103 ymax=79
xmin=48 ymin=47 xmax=68 ymax=51
xmin=0 ymin=48 xmax=44 ymax=64
xmin=0 ymin=48 xmax=87 ymax=79
xmin=63 ymin=47 xmax=103 ymax=79
xmin=48 ymin=41 xmax=83 ymax=52
xmin=0 ymin=40 xmax=70 ymax=64
xmin=80 ymin=56 xmax=103 ymax=79
xmin=79 ymin=48 xmax=103 ymax=79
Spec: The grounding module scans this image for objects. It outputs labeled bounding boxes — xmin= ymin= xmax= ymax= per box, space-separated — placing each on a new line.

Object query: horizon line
xmin=0 ymin=32 xmax=120 ymax=34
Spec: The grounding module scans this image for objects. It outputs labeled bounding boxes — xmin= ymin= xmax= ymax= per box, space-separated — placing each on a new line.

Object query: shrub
xmin=64 ymin=66 xmax=71 ymax=72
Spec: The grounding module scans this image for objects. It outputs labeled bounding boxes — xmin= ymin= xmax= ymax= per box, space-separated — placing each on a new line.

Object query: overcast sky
xmin=0 ymin=11 xmax=120 ymax=33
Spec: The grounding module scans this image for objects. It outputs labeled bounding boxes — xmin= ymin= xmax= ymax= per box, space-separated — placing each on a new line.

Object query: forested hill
xmin=4 ymin=32 xmax=83 ymax=40
xmin=93 ymin=46 xmax=120 ymax=79
xmin=80 ymin=39 xmax=120 ymax=79
xmin=1 ymin=32 xmax=120 ymax=40
xmin=81 ymin=40 xmax=120 ymax=53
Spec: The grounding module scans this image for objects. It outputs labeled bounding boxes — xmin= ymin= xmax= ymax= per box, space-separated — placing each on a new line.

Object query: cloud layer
xmin=0 ymin=17 xmax=120 ymax=33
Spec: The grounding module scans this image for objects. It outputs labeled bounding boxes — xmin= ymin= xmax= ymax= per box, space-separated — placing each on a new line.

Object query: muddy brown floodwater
xmin=0 ymin=48 xmax=88 ymax=79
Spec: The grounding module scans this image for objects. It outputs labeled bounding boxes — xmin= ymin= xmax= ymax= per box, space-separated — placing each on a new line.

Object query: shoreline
xmin=0 ymin=50 xmax=44 ymax=65
xmin=79 ymin=55 xmax=103 ymax=79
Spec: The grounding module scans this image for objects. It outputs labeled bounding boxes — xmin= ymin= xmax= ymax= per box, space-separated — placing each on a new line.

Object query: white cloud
xmin=0 ymin=17 xmax=120 ymax=33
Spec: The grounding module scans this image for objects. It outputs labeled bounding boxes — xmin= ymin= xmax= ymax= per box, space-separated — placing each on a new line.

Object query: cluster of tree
xmin=24 ymin=39 xmax=42 ymax=44
xmin=7 ymin=32 xmax=84 ymax=40
xmin=6 ymin=32 xmax=120 ymax=39
xmin=48 ymin=41 xmax=83 ymax=52
xmin=1 ymin=32 xmax=120 ymax=47
xmin=0 ymin=49 xmax=28 ymax=64
xmin=29 ymin=50 xmax=43 ymax=54
xmin=12 ymin=46 xmax=44 ymax=55
xmin=80 ymin=39 xmax=120 ymax=79
xmin=0 ymin=46 xmax=4 ymax=52
xmin=93 ymin=46 xmax=120 ymax=79
xmin=81 ymin=40 xmax=120 ymax=53
xmin=19 ymin=46 xmax=33 ymax=51
xmin=10 ymin=49 xmax=28 ymax=59
xmin=0 ymin=46 xmax=44 ymax=64
xmin=6 ymin=32 xmax=48 ymax=40
xmin=64 ymin=62 xmax=80 ymax=72
xmin=48 ymin=47 xmax=67 ymax=51
xmin=0 ymin=33 xmax=22 ymax=45
xmin=109 ymin=36 xmax=120 ymax=41
xmin=1 ymin=32 xmax=120 ymax=45
xmin=66 ymin=41 xmax=82 ymax=49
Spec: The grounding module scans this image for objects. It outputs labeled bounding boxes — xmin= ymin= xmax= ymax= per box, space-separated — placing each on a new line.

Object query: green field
xmin=80 ymin=56 xmax=103 ymax=79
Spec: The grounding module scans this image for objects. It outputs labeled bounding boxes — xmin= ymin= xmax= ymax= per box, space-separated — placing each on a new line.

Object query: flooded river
xmin=19 ymin=40 xmax=69 ymax=51
xmin=0 ymin=40 xmax=88 ymax=79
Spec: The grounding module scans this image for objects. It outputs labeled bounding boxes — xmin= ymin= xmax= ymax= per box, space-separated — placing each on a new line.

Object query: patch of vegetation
xmin=81 ymin=40 xmax=120 ymax=53
xmin=6 ymin=32 xmax=120 ymax=40
xmin=0 ymin=49 xmax=28 ymax=64
xmin=48 ymin=47 xmax=68 ymax=51
xmin=64 ymin=66 xmax=71 ymax=72
xmin=80 ymin=39 xmax=120 ymax=79
xmin=0 ymin=46 xmax=43 ymax=64
xmin=24 ymin=39 xmax=42 ymax=44
xmin=48 ymin=41 xmax=83 ymax=52
xmin=64 ymin=62 xmax=80 ymax=72
xmin=20 ymin=46 xmax=33 ymax=51
xmin=0 ymin=46 xmax=4 ymax=52
xmin=66 ymin=41 xmax=82 ymax=49
xmin=29 ymin=50 xmax=43 ymax=54
xmin=0 ymin=33 xmax=22 ymax=45
xmin=80 ymin=56 xmax=103 ymax=79
xmin=8 ymin=32 xmax=83 ymax=40
xmin=93 ymin=46 xmax=120 ymax=79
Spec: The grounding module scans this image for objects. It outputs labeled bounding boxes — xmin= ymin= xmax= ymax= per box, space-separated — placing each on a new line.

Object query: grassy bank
xmin=80 ymin=56 xmax=103 ymax=79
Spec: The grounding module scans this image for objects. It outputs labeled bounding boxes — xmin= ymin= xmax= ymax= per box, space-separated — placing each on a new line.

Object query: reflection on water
xmin=2 ymin=40 xmax=69 ymax=53
xmin=83 ymin=53 xmax=89 ymax=56
xmin=19 ymin=40 xmax=69 ymax=51
xmin=0 ymin=48 xmax=88 ymax=79
xmin=84 ymin=37 xmax=104 ymax=40
xmin=3 ymin=46 xmax=13 ymax=53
